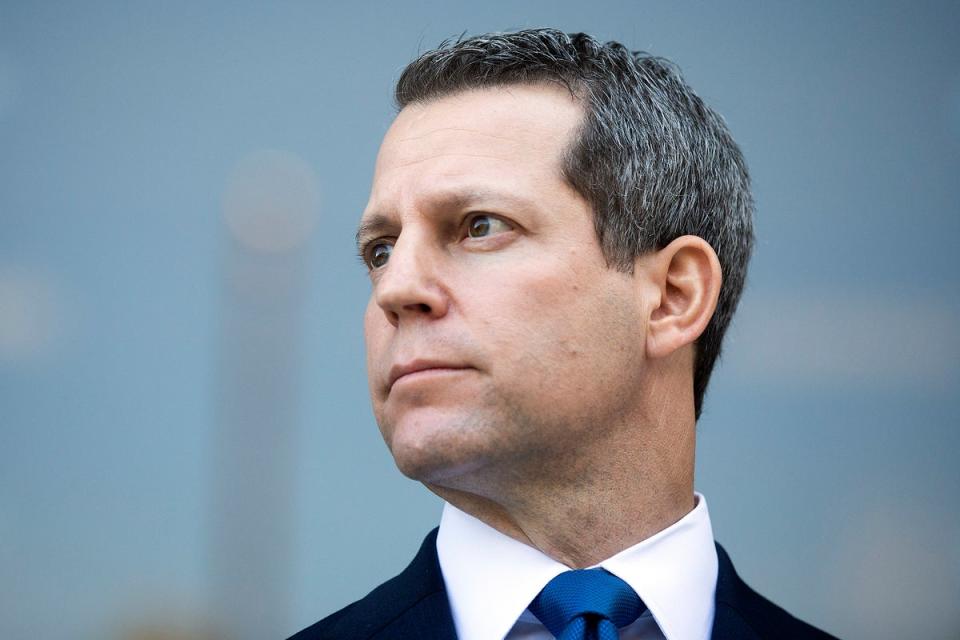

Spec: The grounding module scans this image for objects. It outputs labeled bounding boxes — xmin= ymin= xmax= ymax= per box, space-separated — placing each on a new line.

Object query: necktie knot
xmin=528 ymin=568 xmax=645 ymax=639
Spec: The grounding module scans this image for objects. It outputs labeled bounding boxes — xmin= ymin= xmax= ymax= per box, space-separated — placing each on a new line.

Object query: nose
xmin=372 ymin=233 xmax=449 ymax=326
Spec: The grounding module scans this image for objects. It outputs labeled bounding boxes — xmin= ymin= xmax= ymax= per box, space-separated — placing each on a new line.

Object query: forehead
xmin=366 ymin=84 xmax=583 ymax=211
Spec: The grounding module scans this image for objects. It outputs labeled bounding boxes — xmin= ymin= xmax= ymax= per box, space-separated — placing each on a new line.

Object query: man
xmin=291 ymin=29 xmax=837 ymax=639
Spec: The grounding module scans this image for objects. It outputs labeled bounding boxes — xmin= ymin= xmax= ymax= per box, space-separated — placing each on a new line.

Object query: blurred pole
xmin=210 ymin=150 xmax=319 ymax=640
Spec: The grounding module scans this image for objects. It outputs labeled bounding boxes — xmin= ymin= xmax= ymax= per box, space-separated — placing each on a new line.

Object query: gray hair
xmin=395 ymin=29 xmax=754 ymax=419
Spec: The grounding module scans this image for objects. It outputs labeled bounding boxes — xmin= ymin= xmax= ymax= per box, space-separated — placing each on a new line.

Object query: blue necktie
xmin=527 ymin=568 xmax=645 ymax=640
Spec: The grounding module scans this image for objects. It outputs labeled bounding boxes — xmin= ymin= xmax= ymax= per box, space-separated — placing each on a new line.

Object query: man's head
xmin=358 ymin=29 xmax=752 ymax=491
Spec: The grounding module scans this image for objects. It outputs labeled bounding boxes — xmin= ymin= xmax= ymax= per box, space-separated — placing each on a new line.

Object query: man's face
xmin=360 ymin=85 xmax=649 ymax=488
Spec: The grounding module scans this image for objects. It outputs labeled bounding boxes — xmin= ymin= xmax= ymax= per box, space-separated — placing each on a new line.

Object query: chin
xmin=381 ymin=410 xmax=495 ymax=484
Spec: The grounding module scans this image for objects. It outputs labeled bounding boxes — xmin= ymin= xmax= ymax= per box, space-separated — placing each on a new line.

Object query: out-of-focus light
xmin=110 ymin=608 xmax=221 ymax=640
xmin=0 ymin=268 xmax=60 ymax=364
xmin=221 ymin=149 xmax=320 ymax=253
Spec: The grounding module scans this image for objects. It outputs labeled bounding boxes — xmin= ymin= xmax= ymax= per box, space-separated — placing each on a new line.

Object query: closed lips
xmin=388 ymin=362 xmax=472 ymax=389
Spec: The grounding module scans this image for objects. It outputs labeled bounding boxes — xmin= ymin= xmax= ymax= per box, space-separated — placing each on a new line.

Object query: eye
xmin=466 ymin=214 xmax=511 ymax=238
xmin=365 ymin=241 xmax=393 ymax=269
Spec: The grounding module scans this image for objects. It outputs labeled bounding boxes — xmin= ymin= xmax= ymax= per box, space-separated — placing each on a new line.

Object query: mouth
xmin=387 ymin=360 xmax=474 ymax=391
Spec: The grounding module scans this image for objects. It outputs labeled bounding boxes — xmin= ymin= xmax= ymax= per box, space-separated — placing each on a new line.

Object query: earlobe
xmin=644 ymin=236 xmax=722 ymax=360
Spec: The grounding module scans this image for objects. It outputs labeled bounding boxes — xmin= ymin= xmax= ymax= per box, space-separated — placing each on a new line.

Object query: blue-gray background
xmin=2 ymin=2 xmax=958 ymax=639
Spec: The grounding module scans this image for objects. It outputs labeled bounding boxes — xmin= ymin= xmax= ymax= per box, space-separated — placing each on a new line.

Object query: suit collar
xmin=710 ymin=543 xmax=837 ymax=639
xmin=372 ymin=526 xmax=759 ymax=640
xmin=317 ymin=528 xmax=457 ymax=640
xmin=305 ymin=530 xmax=832 ymax=640
xmin=711 ymin=542 xmax=764 ymax=640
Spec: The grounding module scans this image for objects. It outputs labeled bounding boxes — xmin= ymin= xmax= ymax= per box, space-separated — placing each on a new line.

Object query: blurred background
xmin=1 ymin=2 xmax=958 ymax=639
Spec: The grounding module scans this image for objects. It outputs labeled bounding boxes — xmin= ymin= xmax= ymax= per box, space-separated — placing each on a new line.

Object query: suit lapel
xmin=319 ymin=527 xmax=458 ymax=639
xmin=710 ymin=543 xmax=764 ymax=640
xmin=710 ymin=543 xmax=839 ymax=640
xmin=383 ymin=528 xmax=457 ymax=639
xmin=370 ymin=590 xmax=456 ymax=639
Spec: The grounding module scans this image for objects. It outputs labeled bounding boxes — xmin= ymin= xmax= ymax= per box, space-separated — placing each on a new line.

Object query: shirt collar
xmin=436 ymin=492 xmax=718 ymax=640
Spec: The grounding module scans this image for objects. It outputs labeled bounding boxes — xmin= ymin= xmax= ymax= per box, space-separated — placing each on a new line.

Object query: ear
xmin=642 ymin=235 xmax=723 ymax=360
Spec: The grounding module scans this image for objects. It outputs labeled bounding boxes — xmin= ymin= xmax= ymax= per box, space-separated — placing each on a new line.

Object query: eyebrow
xmin=355 ymin=188 xmax=536 ymax=254
xmin=355 ymin=213 xmax=397 ymax=255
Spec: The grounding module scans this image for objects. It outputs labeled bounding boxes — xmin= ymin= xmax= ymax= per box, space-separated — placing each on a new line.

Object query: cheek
xmin=484 ymin=268 xmax=642 ymax=404
xmin=363 ymin=300 xmax=389 ymax=395
xmin=505 ymin=259 xmax=629 ymax=345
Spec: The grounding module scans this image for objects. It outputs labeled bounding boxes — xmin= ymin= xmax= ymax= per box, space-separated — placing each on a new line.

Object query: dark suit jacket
xmin=289 ymin=528 xmax=838 ymax=639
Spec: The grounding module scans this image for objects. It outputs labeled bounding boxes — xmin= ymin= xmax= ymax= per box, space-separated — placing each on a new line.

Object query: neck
xmin=426 ymin=415 xmax=697 ymax=568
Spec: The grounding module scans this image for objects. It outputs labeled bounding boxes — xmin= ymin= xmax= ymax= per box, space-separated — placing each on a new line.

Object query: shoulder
xmin=286 ymin=528 xmax=456 ymax=640
xmin=712 ymin=543 xmax=840 ymax=640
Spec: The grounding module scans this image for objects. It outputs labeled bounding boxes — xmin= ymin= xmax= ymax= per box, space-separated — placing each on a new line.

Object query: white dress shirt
xmin=436 ymin=493 xmax=718 ymax=640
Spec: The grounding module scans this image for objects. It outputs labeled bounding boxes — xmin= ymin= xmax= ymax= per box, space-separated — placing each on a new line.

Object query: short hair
xmin=395 ymin=29 xmax=754 ymax=419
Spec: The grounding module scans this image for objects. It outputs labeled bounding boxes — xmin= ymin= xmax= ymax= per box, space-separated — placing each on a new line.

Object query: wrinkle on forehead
xmin=385 ymin=85 xmax=581 ymax=147
xmin=392 ymin=152 xmax=520 ymax=170
xmin=395 ymin=127 xmax=521 ymax=144
xmin=380 ymin=128 xmax=541 ymax=172
xmin=366 ymin=85 xmax=584 ymax=220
